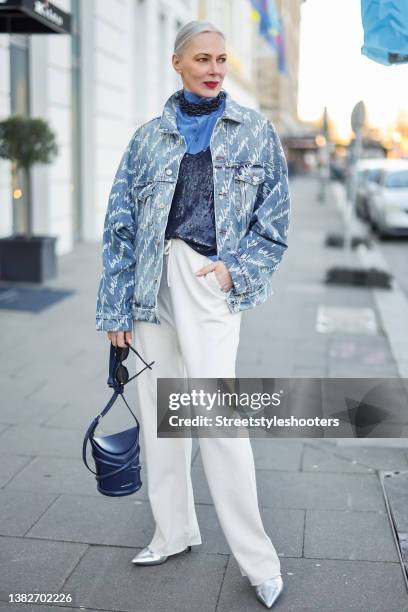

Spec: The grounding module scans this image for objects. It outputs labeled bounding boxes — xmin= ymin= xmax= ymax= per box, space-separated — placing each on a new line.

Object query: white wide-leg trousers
xmin=132 ymin=239 xmax=281 ymax=586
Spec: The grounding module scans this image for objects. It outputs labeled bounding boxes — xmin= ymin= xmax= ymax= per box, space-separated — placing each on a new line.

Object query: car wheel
xmin=377 ymin=227 xmax=389 ymax=241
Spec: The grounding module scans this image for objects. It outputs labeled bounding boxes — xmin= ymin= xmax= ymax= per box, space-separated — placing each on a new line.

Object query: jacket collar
xmin=158 ymin=88 xmax=244 ymax=134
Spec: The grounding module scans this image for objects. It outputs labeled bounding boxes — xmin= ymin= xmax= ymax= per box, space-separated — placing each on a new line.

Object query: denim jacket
xmin=95 ymin=89 xmax=290 ymax=331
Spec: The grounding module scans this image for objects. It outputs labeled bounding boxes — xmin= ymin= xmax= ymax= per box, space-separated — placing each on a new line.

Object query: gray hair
xmin=174 ymin=20 xmax=225 ymax=56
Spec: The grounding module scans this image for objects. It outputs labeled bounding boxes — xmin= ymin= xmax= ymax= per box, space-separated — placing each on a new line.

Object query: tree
xmin=0 ymin=115 xmax=58 ymax=238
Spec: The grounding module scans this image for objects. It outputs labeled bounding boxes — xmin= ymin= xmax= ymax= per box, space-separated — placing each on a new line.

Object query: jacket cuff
xmin=221 ymin=252 xmax=252 ymax=295
xmin=95 ymin=314 xmax=134 ymax=332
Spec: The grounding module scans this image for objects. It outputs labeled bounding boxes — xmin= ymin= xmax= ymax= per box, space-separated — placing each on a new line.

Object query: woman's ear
xmin=172 ymin=53 xmax=182 ymax=73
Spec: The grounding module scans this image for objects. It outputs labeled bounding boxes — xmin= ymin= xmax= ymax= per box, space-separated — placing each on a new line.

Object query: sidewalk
xmin=1 ymin=176 xmax=408 ymax=611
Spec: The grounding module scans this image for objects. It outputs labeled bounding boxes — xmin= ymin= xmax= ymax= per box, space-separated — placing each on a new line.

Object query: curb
xmin=330 ymin=181 xmax=408 ymax=379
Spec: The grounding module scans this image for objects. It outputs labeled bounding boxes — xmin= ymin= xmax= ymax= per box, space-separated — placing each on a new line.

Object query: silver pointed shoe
xmin=131 ymin=545 xmax=191 ymax=566
xmin=254 ymin=575 xmax=284 ymax=609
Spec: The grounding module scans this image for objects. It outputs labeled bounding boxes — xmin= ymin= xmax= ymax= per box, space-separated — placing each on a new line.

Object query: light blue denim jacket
xmin=95 ymin=89 xmax=290 ymax=332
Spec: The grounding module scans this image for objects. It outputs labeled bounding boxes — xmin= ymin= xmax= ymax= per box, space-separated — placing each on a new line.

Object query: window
xmin=9 ymin=34 xmax=30 ymax=235
xmin=71 ymin=0 xmax=83 ymax=241
xmin=384 ymin=169 xmax=408 ymax=189
xmin=10 ymin=35 xmax=30 ymax=115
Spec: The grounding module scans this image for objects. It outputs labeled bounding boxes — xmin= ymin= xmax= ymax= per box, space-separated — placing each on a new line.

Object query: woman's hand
xmin=107 ymin=330 xmax=133 ymax=348
xmin=195 ymin=260 xmax=233 ymax=292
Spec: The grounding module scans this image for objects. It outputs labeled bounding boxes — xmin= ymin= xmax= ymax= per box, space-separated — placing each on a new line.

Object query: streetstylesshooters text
xmin=166 ymin=390 xmax=340 ymax=429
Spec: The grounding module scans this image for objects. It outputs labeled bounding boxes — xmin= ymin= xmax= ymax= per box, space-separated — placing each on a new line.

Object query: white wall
xmin=45 ymin=0 xmax=72 ymax=254
xmin=47 ymin=31 xmax=72 ymax=254
xmin=29 ymin=36 xmax=49 ymax=237
xmin=93 ymin=0 xmax=134 ymax=241
xmin=90 ymin=0 xmax=196 ymax=243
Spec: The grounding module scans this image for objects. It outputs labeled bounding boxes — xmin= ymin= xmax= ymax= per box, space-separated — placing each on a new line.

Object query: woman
xmin=96 ymin=20 xmax=290 ymax=609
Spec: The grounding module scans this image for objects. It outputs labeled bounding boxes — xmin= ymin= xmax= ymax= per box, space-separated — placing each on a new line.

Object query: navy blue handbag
xmin=82 ymin=342 xmax=154 ymax=497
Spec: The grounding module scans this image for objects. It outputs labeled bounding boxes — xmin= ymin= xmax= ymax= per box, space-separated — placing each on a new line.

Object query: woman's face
xmin=172 ymin=31 xmax=227 ymax=97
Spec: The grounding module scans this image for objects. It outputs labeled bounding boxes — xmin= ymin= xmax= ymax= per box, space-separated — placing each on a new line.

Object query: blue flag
xmin=250 ymin=0 xmax=287 ymax=73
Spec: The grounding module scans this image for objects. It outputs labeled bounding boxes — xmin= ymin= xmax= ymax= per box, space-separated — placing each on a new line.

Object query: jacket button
xmin=165 ymin=168 xmax=172 ymax=176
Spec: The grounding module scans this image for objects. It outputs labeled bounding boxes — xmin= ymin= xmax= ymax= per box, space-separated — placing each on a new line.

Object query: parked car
xmin=354 ymin=158 xmax=388 ymax=221
xmin=367 ymin=159 xmax=408 ymax=238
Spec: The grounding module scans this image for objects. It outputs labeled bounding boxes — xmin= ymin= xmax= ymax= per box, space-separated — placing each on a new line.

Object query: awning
xmin=0 ymin=0 xmax=71 ymax=34
xmin=284 ymin=136 xmax=318 ymax=150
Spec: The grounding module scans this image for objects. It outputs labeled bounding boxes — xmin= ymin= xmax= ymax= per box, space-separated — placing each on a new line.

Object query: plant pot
xmin=0 ymin=234 xmax=57 ymax=283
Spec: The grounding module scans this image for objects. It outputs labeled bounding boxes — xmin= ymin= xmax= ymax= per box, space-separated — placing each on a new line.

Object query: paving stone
xmin=237 ymin=363 xmax=294 ymax=377
xmin=302 ymin=444 xmax=374 ymax=473
xmin=261 ymin=507 xmax=305 ymax=558
xmin=292 ymin=366 xmax=328 ymax=376
xmin=292 ymin=354 xmax=328 ymax=369
xmin=190 ymin=467 xmax=386 ymax=511
xmin=0 ymin=490 xmax=58 ymax=536
xmin=63 ymin=545 xmax=227 ymax=611
xmin=217 ymin=556 xmax=408 ymax=611
xmin=26 ymin=495 xmax=155 ymax=548
xmin=195 ymin=504 xmax=304 ymax=558
xmin=0 ymin=425 xmax=83 ymax=459
xmin=42 ymin=405 xmax=106 ymax=430
xmin=40 ymin=389 xmax=142 ymax=432
xmin=0 ymin=377 xmax=50 ymax=403
xmin=328 ymin=337 xmax=398 ymax=366
xmin=4 ymin=456 xmax=148 ymax=501
xmin=328 ymin=365 xmax=399 ymax=377
xmin=333 ymin=446 xmax=408 ymax=471
xmin=27 ymin=381 xmax=109 ymax=412
xmin=336 ymin=438 xmax=408 ymax=448
xmin=304 ymin=509 xmax=399 ymax=562
xmin=346 ymin=422 xmax=408 ymax=438
xmin=25 ymin=493 xmax=305 ymax=561
xmin=193 ymin=439 xmax=303 ymax=471
xmin=0 ymin=455 xmax=33 ymax=488
xmin=0 ymin=397 xmax=66 ymax=426
xmin=15 ymin=352 xmax=103 ymax=385
xmin=0 ymin=351 xmax=34 ymax=377
xmin=255 ymin=471 xmax=386 ymax=511
xmin=190 ymin=467 xmax=214 ymax=504
xmin=0 ymin=536 xmax=87 ymax=597
xmin=382 ymin=470 xmax=408 ymax=535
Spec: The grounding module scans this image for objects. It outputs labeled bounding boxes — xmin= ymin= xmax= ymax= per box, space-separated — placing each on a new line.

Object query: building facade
xmin=255 ymin=0 xmax=304 ymax=136
xmin=198 ymin=0 xmax=259 ymax=108
xmin=0 ymin=0 xmax=264 ymax=258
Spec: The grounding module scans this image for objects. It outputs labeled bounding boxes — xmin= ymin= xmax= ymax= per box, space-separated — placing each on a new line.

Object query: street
xmin=1 ymin=176 xmax=408 ymax=611
xmin=379 ymin=238 xmax=408 ymax=299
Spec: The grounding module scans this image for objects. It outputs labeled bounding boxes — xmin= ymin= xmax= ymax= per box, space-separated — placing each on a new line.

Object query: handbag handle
xmin=82 ymin=391 xmax=141 ymax=477
xmin=82 ymin=343 xmax=154 ymax=476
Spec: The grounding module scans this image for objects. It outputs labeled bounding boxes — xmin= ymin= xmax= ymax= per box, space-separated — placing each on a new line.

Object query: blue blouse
xmin=176 ymin=89 xmax=226 ymax=154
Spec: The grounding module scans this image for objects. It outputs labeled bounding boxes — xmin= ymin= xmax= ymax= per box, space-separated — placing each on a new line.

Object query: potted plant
xmin=0 ymin=115 xmax=58 ymax=282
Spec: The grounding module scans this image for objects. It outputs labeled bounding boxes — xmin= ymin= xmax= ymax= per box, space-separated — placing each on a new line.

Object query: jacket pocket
xmin=136 ymin=183 xmax=156 ymax=229
xmin=233 ymin=165 xmax=265 ymax=230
